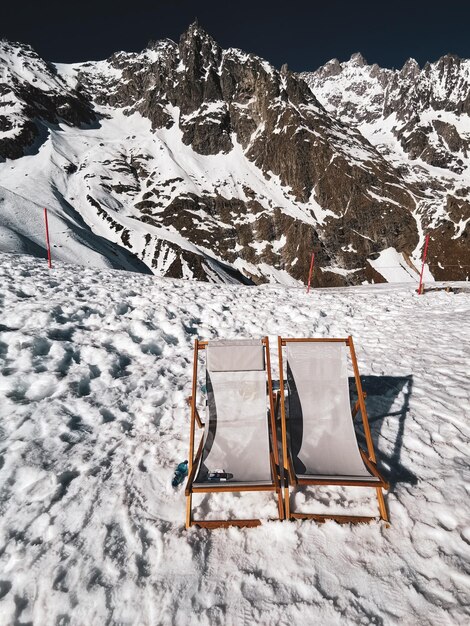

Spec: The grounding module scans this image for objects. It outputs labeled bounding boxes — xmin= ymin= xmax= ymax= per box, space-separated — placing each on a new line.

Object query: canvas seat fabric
xmin=286 ymin=341 xmax=376 ymax=480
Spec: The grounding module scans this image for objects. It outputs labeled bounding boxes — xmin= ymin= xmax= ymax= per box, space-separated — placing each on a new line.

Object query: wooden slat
xmin=277 ymin=488 xmax=285 ymax=520
xmin=348 ymin=336 xmax=377 ymax=464
xmin=264 ymin=337 xmax=280 ymax=466
xmin=270 ymin=453 xmax=280 ymax=489
xmin=185 ymin=339 xmax=200 ymax=529
xmin=287 ymin=455 xmax=296 ymax=484
xmin=192 ymin=484 xmax=276 ymax=494
xmin=284 ymin=486 xmax=290 ymax=520
xmin=186 ymin=396 xmax=203 ymax=428
xmin=297 ymin=477 xmax=383 ymax=487
xmin=376 ymin=487 xmax=390 ymax=523
xmin=184 ymin=435 xmax=206 ymax=496
xmin=277 ymin=335 xmax=291 ymax=519
xmin=281 ymin=337 xmax=349 ymax=344
xmin=194 ymin=407 xmax=203 ymax=429
xmin=185 ymin=495 xmax=192 ymax=529
xmin=274 ymin=390 xmax=280 ymax=419
xmin=352 ymin=393 xmax=367 ymax=420
xmin=359 ymin=448 xmax=390 ymax=489
xmin=188 ymin=340 xmax=199 ymax=475
xmin=290 ymin=513 xmax=377 ymax=524
xmin=192 ymin=519 xmax=262 ymax=529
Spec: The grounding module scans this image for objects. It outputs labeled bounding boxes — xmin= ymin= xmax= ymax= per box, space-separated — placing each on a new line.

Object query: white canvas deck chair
xmin=278 ymin=336 xmax=390 ymax=524
xmin=185 ymin=338 xmax=284 ymax=529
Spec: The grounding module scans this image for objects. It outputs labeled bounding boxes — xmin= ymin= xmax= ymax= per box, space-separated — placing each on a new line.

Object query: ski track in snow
xmin=0 ymin=252 xmax=469 ymax=625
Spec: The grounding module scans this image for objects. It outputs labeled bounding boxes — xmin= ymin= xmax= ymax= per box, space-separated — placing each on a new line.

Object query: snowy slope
xmin=0 ymin=103 xmax=317 ymax=285
xmin=0 ymin=252 xmax=469 ymax=624
xmin=1 ymin=33 xmax=340 ymax=286
xmin=3 ymin=26 xmax=468 ymax=287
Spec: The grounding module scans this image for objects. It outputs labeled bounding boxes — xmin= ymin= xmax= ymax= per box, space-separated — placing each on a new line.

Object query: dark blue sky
xmin=2 ymin=0 xmax=469 ymax=71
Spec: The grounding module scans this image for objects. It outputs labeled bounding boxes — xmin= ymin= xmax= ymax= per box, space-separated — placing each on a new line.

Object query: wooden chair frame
xmin=278 ymin=336 xmax=390 ymax=525
xmin=185 ymin=337 xmax=284 ymax=529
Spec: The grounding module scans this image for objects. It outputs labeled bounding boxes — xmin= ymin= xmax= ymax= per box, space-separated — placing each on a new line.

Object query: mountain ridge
xmin=0 ymin=23 xmax=468 ymax=284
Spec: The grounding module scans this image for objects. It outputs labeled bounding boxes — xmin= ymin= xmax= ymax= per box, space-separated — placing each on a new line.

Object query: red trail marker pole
xmin=44 ymin=208 xmax=52 ymax=269
xmin=306 ymin=252 xmax=315 ymax=293
xmin=417 ymin=233 xmax=430 ymax=295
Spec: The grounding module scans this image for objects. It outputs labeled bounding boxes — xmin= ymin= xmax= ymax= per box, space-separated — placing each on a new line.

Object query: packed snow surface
xmin=0 ymin=252 xmax=469 ymax=625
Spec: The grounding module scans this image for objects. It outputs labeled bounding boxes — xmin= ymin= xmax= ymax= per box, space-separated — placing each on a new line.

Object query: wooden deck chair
xmin=277 ymin=336 xmax=390 ymax=524
xmin=185 ymin=337 xmax=284 ymax=529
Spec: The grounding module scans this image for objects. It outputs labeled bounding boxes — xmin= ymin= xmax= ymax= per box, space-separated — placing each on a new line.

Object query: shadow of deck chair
xmin=185 ymin=338 xmax=284 ymax=529
xmin=278 ymin=336 xmax=390 ymax=524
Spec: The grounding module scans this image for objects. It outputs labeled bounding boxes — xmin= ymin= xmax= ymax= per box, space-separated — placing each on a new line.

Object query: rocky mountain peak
xmin=0 ymin=39 xmax=34 ymax=57
xmin=179 ymin=20 xmax=218 ymax=53
xmin=436 ymin=52 xmax=462 ymax=67
xmin=315 ymin=57 xmax=342 ymax=79
xmin=349 ymin=52 xmax=367 ymax=66
xmin=400 ymin=57 xmax=420 ymax=79
xmin=146 ymin=37 xmax=177 ymax=52
xmin=0 ymin=39 xmax=56 ymax=81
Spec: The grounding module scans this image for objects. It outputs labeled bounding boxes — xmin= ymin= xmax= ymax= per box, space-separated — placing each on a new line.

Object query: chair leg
xmin=284 ymin=485 xmax=290 ymax=519
xmin=277 ymin=488 xmax=285 ymax=520
xmin=376 ymin=487 xmax=389 ymax=524
xmin=185 ymin=494 xmax=192 ymax=529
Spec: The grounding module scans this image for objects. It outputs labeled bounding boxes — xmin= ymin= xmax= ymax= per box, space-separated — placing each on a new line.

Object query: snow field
xmin=0 ymin=252 xmax=469 ymax=625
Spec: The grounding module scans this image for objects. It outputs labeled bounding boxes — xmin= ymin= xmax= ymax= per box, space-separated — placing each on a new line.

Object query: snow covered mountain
xmin=0 ymin=23 xmax=468 ymax=284
xmin=302 ymin=53 xmax=470 ymax=281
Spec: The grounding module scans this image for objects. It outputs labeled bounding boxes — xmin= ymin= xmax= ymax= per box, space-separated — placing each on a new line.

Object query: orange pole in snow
xmin=44 ymin=208 xmax=52 ymax=269
xmin=417 ymin=234 xmax=430 ymax=295
xmin=306 ymin=252 xmax=315 ymax=293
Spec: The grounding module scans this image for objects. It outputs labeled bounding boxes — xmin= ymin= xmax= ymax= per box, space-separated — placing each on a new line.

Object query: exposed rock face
xmin=0 ymin=24 xmax=468 ymax=284
xmin=303 ymin=53 xmax=470 ymax=280
xmin=0 ymin=41 xmax=95 ymax=160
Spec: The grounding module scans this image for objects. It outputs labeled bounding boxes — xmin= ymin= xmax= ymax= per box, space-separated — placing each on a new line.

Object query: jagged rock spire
xmin=349 ymin=52 xmax=367 ymax=66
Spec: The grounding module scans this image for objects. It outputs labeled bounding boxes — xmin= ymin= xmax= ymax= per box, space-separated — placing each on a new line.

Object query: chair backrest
xmin=195 ymin=339 xmax=272 ymax=485
xmin=286 ymin=341 xmax=372 ymax=478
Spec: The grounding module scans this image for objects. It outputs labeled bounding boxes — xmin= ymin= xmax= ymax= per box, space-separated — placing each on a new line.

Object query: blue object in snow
xmin=172 ymin=460 xmax=188 ymax=487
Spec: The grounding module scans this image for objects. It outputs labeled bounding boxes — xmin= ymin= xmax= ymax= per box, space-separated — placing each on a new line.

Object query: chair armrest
xmin=186 ymin=396 xmax=204 ymax=428
xmin=352 ymin=391 xmax=367 ymax=420
xmin=185 ymin=433 xmax=205 ymax=495
xmin=185 ymin=461 xmax=200 ymax=496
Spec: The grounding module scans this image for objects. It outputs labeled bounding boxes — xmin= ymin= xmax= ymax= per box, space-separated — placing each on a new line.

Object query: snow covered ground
xmin=0 ymin=251 xmax=469 ymax=625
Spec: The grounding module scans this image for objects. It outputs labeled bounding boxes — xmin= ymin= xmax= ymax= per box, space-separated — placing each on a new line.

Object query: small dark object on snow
xmin=172 ymin=460 xmax=188 ymax=487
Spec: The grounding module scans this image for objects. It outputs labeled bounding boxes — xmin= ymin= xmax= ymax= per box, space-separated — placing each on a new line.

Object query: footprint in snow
xmin=0 ymin=581 xmax=12 ymax=600
xmin=31 ymin=337 xmax=52 ymax=357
